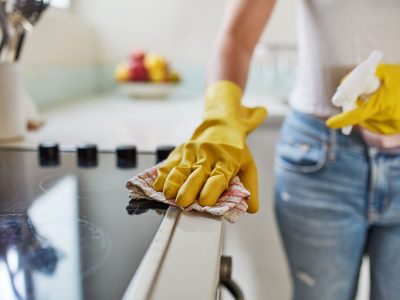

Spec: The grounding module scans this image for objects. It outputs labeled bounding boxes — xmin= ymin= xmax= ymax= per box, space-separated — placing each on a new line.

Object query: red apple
xmin=130 ymin=49 xmax=146 ymax=63
xmin=128 ymin=61 xmax=149 ymax=81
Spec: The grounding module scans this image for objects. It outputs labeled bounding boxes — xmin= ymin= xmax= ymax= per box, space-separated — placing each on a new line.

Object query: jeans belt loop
xmin=328 ymin=129 xmax=337 ymax=161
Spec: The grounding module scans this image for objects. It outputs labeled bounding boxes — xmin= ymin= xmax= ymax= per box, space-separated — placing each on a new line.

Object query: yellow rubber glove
xmin=153 ymin=81 xmax=268 ymax=213
xmin=326 ymin=64 xmax=400 ymax=134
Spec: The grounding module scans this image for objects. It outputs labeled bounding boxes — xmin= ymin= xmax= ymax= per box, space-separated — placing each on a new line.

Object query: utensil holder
xmin=0 ymin=62 xmax=26 ymax=142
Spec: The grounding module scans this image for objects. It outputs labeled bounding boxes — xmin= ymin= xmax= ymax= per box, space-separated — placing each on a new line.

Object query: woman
xmin=154 ymin=1 xmax=400 ymax=299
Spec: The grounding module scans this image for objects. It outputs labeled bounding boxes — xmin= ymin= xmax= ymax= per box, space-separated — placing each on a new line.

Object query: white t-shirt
xmin=290 ymin=0 xmax=400 ymax=117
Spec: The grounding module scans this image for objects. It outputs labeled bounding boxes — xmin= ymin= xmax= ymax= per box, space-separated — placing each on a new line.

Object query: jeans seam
xmin=382 ymin=161 xmax=395 ymax=216
xmin=328 ymin=129 xmax=337 ymax=162
xmin=367 ymin=148 xmax=378 ymax=222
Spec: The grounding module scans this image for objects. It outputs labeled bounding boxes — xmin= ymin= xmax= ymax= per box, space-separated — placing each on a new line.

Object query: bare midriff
xmin=357 ymin=127 xmax=400 ymax=150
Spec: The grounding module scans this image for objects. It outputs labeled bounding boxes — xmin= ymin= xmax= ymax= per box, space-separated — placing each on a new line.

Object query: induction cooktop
xmin=0 ymin=143 xmax=174 ymax=300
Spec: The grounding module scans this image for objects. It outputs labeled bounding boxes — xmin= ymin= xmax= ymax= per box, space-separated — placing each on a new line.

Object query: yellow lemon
xmin=114 ymin=63 xmax=129 ymax=82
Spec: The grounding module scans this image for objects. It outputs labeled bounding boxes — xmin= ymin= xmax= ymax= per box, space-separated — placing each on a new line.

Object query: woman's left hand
xmin=326 ymin=64 xmax=400 ymax=134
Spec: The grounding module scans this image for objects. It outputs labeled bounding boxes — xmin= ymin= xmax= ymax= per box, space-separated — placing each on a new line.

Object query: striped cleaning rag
xmin=126 ymin=165 xmax=250 ymax=223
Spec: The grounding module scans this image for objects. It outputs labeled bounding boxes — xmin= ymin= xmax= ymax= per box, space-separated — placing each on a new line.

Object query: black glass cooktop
xmin=0 ymin=145 xmax=173 ymax=300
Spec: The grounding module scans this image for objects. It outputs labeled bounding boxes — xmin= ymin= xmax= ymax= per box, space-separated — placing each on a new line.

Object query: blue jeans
xmin=274 ymin=110 xmax=400 ymax=300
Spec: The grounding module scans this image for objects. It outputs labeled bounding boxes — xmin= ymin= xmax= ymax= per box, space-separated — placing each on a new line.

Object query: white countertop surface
xmin=4 ymin=92 xmax=289 ymax=151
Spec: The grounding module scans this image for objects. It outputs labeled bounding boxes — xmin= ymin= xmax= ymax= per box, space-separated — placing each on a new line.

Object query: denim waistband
xmin=284 ymin=110 xmax=400 ymax=155
xmin=284 ymin=110 xmax=367 ymax=150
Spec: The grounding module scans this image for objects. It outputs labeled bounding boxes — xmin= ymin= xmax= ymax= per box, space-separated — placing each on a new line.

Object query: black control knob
xmin=116 ymin=145 xmax=137 ymax=168
xmin=38 ymin=142 xmax=60 ymax=166
xmin=156 ymin=145 xmax=175 ymax=163
xmin=77 ymin=144 xmax=98 ymax=167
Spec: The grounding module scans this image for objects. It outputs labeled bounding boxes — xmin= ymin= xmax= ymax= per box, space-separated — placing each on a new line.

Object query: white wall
xmin=20 ymin=8 xmax=102 ymax=106
xmin=73 ymin=0 xmax=297 ymax=65
xmin=23 ymin=8 xmax=99 ymax=69
xmin=24 ymin=0 xmax=297 ymax=68
xmin=263 ymin=0 xmax=297 ymax=44
xmin=21 ymin=1 xmax=297 ymax=105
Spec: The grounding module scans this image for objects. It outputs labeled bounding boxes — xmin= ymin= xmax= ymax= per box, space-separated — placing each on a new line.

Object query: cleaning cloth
xmin=126 ymin=165 xmax=250 ymax=223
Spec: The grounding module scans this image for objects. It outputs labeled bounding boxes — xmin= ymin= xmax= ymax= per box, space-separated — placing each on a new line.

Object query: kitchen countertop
xmin=4 ymin=92 xmax=289 ymax=151
xmin=124 ymin=208 xmax=224 ymax=300
xmin=1 ymin=91 xmax=288 ymax=299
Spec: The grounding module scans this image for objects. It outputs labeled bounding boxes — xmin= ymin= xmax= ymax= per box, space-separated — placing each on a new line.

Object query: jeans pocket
xmin=275 ymin=127 xmax=328 ymax=173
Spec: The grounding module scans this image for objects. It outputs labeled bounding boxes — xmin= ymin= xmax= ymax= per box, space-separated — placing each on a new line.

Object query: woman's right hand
xmin=153 ymin=81 xmax=267 ymax=213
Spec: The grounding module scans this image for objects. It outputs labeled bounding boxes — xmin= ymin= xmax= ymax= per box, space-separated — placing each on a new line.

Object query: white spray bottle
xmin=331 ymin=50 xmax=383 ymax=135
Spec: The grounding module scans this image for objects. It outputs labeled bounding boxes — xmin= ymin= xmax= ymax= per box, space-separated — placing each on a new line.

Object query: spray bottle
xmin=331 ymin=50 xmax=383 ymax=135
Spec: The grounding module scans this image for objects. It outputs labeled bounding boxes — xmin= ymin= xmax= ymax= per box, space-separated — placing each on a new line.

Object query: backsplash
xmin=23 ymin=66 xmax=99 ymax=108
xmin=22 ymin=61 xmax=296 ymax=109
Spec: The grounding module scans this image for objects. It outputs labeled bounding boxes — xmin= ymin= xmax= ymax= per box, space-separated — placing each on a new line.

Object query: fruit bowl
xmin=118 ymin=82 xmax=179 ymax=99
xmin=115 ymin=50 xmax=181 ymax=99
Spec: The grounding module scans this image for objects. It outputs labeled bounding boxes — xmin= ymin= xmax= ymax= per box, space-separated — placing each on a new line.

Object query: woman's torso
xmin=291 ymin=0 xmax=400 ymax=117
xmin=290 ymin=0 xmax=400 ymax=149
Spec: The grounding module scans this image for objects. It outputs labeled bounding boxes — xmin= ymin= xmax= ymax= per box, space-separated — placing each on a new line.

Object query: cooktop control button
xmin=116 ymin=145 xmax=137 ymax=168
xmin=156 ymin=145 xmax=175 ymax=163
xmin=77 ymin=144 xmax=98 ymax=167
xmin=39 ymin=142 xmax=60 ymax=166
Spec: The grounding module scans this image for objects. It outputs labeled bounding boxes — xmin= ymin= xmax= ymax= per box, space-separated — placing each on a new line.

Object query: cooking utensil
xmin=13 ymin=0 xmax=50 ymax=60
xmin=0 ymin=1 xmax=11 ymax=60
xmin=0 ymin=0 xmax=50 ymax=61
xmin=16 ymin=0 xmax=49 ymax=25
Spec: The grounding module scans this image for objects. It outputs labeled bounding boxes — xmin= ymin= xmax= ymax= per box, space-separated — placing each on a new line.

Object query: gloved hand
xmin=153 ymin=81 xmax=267 ymax=213
xmin=326 ymin=64 xmax=400 ymax=134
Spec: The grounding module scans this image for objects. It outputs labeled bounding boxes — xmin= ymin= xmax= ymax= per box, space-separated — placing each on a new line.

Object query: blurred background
xmin=22 ymin=0 xmax=297 ymax=107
